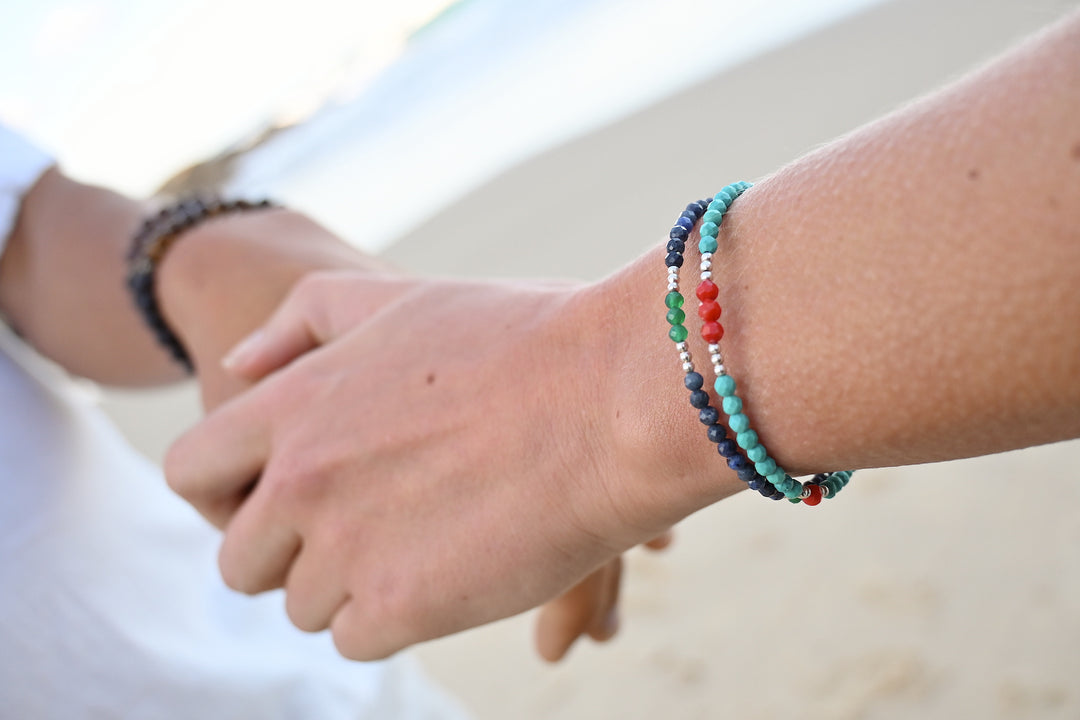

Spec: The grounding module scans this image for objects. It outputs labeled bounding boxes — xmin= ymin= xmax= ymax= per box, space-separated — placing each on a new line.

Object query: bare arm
xmin=596 ymin=10 xmax=1080 ymax=526
xmin=165 ymin=12 xmax=1080 ymax=660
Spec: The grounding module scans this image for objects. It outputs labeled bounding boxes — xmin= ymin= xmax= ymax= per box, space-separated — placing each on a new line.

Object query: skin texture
xmin=0 ymin=170 xmax=634 ymax=661
xmin=165 ymin=11 xmax=1080 ymax=661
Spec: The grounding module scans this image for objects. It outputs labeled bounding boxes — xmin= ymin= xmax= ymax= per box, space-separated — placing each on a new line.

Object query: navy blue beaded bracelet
xmin=664 ymin=185 xmax=854 ymax=505
xmin=126 ymin=197 xmax=279 ymax=372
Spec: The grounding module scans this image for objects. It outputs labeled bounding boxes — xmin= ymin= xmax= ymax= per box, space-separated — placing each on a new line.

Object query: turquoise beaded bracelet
xmin=665 ymin=182 xmax=854 ymax=505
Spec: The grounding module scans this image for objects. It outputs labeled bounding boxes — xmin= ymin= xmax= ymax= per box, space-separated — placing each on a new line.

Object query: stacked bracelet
xmin=126 ymin=197 xmax=278 ymax=372
xmin=665 ymin=183 xmax=854 ymax=505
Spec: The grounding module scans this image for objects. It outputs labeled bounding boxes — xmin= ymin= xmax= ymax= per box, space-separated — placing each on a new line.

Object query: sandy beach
xmin=101 ymin=0 xmax=1080 ymax=717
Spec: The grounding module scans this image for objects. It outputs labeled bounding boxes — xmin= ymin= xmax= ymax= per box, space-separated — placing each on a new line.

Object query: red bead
xmin=698 ymin=300 xmax=721 ymax=322
xmin=701 ymin=322 xmax=724 ymax=343
xmin=803 ymin=484 xmax=824 ymax=506
xmin=695 ymin=280 xmax=718 ymax=302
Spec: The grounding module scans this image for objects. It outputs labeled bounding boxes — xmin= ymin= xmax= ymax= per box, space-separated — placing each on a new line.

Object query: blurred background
xmin=5 ymin=0 xmax=1079 ymax=717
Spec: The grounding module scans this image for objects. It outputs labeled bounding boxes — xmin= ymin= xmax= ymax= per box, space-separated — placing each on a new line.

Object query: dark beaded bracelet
xmin=126 ymin=197 xmax=279 ymax=372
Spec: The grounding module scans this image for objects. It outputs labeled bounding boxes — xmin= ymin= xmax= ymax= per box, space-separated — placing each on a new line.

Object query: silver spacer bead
xmin=667 ymin=281 xmax=679 ymax=291
xmin=707 ymin=343 xmax=720 ymax=353
xmin=675 ymin=342 xmax=688 ymax=352
xmin=713 ymin=364 xmax=725 ymax=376
xmin=700 ymin=252 xmax=713 ymax=263
xmin=682 ymin=361 xmax=694 ymax=372
xmin=699 ymin=262 xmax=712 ymax=273
xmin=710 ymin=353 xmax=723 ymax=365
xmin=701 ymin=270 xmax=712 ymax=280
xmin=679 ymin=351 xmax=692 ymax=362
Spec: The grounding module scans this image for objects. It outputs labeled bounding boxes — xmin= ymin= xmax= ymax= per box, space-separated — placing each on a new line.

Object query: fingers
xmin=217 ymin=480 xmax=302 ymax=595
xmin=164 ymin=390 xmax=271 ymax=529
xmin=222 ymin=271 xmax=407 ymax=381
xmin=283 ymin=549 xmax=349 ymax=633
xmin=534 ymin=556 xmax=622 ymax=662
xmin=222 ymin=280 xmax=326 ymax=381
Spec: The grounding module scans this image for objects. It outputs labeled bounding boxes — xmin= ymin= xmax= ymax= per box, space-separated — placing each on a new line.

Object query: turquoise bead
xmin=714 ymin=375 xmax=736 ymax=396
xmin=783 ymin=483 xmax=803 ymax=500
xmin=716 ymin=191 xmax=734 ymax=204
xmin=700 ymin=221 xmax=719 ymax=237
xmin=766 ymin=470 xmax=786 ymax=486
xmin=699 ymin=237 xmax=718 ymax=254
xmin=755 ymin=458 xmax=777 ymax=476
xmin=746 ymin=445 xmax=767 ymax=463
xmin=664 ymin=291 xmax=684 ymax=309
xmin=722 ymin=396 xmax=742 ymax=414
xmin=728 ymin=413 xmax=750 ymax=433
xmin=666 ymin=307 xmax=685 ymax=325
xmin=707 ymin=200 xmax=725 ymax=214
xmin=736 ymin=430 xmax=759 ymax=450
xmin=703 ymin=210 xmax=723 ymax=225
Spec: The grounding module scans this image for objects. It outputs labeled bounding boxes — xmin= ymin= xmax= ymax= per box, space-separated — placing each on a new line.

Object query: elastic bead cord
xmin=664 ymin=198 xmax=784 ymax=501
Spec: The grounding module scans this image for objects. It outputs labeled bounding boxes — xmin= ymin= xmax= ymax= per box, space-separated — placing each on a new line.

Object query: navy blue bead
xmin=706 ymin=423 xmax=727 ymax=443
xmin=676 ymin=216 xmax=695 ymax=231
xmin=685 ymin=201 xmax=702 ymax=214
xmin=684 ymin=372 xmax=704 ymax=391
xmin=669 ymin=225 xmax=689 ymax=241
xmin=699 ymin=407 xmax=720 ymax=425
xmin=689 ymin=390 xmax=710 ymax=409
xmin=699 ymin=198 xmax=712 ymax=211
xmin=666 ymin=238 xmax=685 ymax=254
xmin=665 ymin=252 xmax=684 ymax=268
xmin=747 ymin=478 xmax=767 ymax=491
xmin=769 ymin=488 xmax=786 ymax=500
xmin=727 ymin=455 xmax=751 ymax=472
xmin=716 ymin=439 xmax=740 ymax=458
xmin=736 ymin=468 xmax=758 ymax=482
xmin=759 ymin=485 xmax=778 ymax=498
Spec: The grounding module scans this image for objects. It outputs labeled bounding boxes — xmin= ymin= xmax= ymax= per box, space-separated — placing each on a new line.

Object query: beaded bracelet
xmin=664 ymin=184 xmax=854 ymax=505
xmin=126 ymin=197 xmax=278 ymax=372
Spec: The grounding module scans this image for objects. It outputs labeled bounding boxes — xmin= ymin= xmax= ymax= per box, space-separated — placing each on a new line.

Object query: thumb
xmin=221 ymin=273 xmax=336 ymax=380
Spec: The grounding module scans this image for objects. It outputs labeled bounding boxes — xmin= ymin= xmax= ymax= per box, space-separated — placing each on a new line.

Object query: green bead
xmin=664 ymin=291 xmax=684 ymax=309
xmin=714 ymin=375 xmax=736 ymax=396
xmin=722 ymin=396 xmax=742 ymax=414
xmin=755 ymin=458 xmax=777 ymax=476
xmin=703 ymin=209 xmax=723 ymax=225
xmin=729 ymin=413 xmax=750 ymax=433
xmin=700 ymin=221 xmax=719 ymax=237
xmin=746 ymin=445 xmax=767 ymax=463
xmin=666 ymin=307 xmax=686 ymax=325
xmin=699 ymin=237 xmax=718 ymax=254
xmin=788 ymin=498 xmax=802 ymax=504
xmin=669 ymin=324 xmax=688 ymax=343
xmin=736 ymin=430 xmax=759 ymax=450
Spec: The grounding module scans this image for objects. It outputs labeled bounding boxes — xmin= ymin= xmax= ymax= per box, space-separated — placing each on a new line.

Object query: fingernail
xmin=222 ymin=329 xmax=265 ymax=370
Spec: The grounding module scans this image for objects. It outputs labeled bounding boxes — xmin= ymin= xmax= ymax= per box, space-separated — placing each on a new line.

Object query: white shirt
xmin=0 ymin=124 xmax=468 ymax=719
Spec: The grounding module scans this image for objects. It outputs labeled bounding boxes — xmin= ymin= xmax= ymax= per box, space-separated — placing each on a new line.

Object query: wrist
xmin=155 ymin=209 xmax=378 ymax=404
xmin=574 ymin=254 xmax=744 ymax=540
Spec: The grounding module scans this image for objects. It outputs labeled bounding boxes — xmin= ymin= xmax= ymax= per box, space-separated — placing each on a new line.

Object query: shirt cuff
xmin=0 ymin=123 xmax=54 ymax=261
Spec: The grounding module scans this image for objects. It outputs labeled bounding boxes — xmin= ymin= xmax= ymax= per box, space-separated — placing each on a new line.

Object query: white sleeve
xmin=0 ymin=123 xmax=54 ymax=260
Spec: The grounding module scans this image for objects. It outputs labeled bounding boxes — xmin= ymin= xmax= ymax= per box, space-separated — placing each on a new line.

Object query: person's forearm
xmin=0 ymin=168 xmax=374 ymax=392
xmin=598 ymin=10 xmax=1080 ymax=522
xmin=0 ymin=168 xmax=183 ymax=385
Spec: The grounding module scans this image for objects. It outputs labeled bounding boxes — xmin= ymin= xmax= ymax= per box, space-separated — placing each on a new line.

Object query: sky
xmin=0 ymin=0 xmax=457 ymax=193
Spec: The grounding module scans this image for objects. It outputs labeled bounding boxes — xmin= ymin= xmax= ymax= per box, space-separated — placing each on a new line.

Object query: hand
xmin=165 ymin=271 xmax=682 ymax=660
xmin=155 ymin=209 xmax=384 ymax=411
